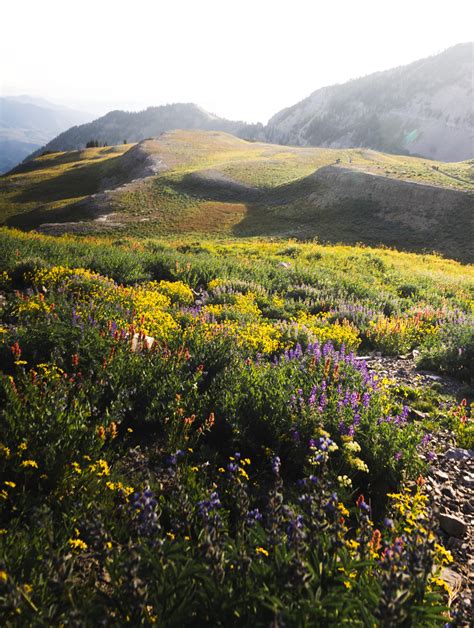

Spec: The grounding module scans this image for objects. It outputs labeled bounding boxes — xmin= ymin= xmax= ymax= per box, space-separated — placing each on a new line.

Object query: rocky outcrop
xmin=266 ymin=43 xmax=474 ymax=162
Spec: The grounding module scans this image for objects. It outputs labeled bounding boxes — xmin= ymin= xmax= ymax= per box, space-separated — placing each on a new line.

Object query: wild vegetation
xmin=0 ymin=227 xmax=472 ymax=624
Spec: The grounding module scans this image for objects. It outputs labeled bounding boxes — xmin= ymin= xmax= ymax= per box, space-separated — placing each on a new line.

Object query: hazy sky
xmin=2 ymin=0 xmax=473 ymax=122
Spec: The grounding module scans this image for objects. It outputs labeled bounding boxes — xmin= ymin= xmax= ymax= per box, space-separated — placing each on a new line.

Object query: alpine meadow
xmin=0 ymin=3 xmax=473 ymax=626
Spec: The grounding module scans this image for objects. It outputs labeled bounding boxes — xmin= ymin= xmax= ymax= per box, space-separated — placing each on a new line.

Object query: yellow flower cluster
xmin=292 ymin=312 xmax=361 ymax=350
xmin=367 ymin=315 xmax=439 ymax=351
xmin=148 ymin=280 xmax=194 ymax=305
xmin=14 ymin=294 xmax=53 ymax=316
xmin=106 ymin=481 xmax=134 ymax=497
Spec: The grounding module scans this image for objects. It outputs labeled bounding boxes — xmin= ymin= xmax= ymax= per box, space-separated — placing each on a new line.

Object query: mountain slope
xmin=0 ymin=96 xmax=93 ymax=174
xmin=2 ymin=130 xmax=473 ymax=261
xmin=28 ymin=103 xmax=263 ymax=157
xmin=266 ymin=43 xmax=474 ymax=161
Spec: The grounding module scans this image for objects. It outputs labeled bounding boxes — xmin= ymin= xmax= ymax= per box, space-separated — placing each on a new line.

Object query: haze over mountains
xmin=16 ymin=43 xmax=474 ymax=168
xmin=0 ymin=96 xmax=93 ymax=174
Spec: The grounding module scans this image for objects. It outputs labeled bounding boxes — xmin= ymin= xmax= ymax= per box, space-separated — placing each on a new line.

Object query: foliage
xmin=0 ymin=230 xmax=472 ymax=624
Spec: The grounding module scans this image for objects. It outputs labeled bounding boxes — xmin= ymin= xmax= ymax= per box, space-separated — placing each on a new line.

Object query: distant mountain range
xmin=4 ymin=43 xmax=474 ymax=172
xmin=266 ymin=42 xmax=474 ymax=162
xmin=0 ymin=96 xmax=93 ymax=173
xmin=27 ymin=103 xmax=263 ymax=158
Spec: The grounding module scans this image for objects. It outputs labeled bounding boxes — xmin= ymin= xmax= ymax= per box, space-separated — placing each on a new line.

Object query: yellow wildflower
xmin=20 ymin=460 xmax=38 ymax=469
xmin=68 ymin=538 xmax=88 ymax=551
xmin=256 ymin=547 xmax=269 ymax=557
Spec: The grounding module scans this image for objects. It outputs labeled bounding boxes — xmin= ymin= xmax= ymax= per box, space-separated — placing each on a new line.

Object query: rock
xmin=425 ymin=373 xmax=442 ymax=381
xmin=438 ymin=567 xmax=463 ymax=603
xmin=409 ymin=408 xmax=429 ymax=420
xmin=131 ymin=333 xmax=155 ymax=352
xmin=461 ymin=475 xmax=474 ymax=489
xmin=277 ymin=262 xmax=291 ymax=269
xmin=434 ymin=470 xmax=450 ymax=482
xmin=444 ymin=448 xmax=474 ymax=461
xmin=462 ymin=503 xmax=473 ymax=515
xmin=439 ymin=514 xmax=468 ymax=538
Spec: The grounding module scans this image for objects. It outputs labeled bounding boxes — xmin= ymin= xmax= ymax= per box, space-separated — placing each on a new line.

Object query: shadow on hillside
xmin=6 ymin=165 xmax=474 ymax=264
xmin=169 ymin=170 xmax=474 ymax=263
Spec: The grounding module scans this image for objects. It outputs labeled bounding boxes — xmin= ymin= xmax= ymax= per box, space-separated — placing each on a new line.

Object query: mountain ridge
xmin=2 ymin=130 xmax=473 ymax=262
xmin=19 ymin=43 xmax=474 ymax=166
xmin=265 ymin=43 xmax=474 ymax=161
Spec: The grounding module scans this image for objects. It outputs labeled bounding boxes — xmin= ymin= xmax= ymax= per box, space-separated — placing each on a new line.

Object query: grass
xmin=1 ymin=131 xmax=473 ymax=261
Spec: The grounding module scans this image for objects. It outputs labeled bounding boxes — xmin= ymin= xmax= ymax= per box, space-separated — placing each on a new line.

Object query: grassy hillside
xmin=1 ymin=131 xmax=473 ymax=260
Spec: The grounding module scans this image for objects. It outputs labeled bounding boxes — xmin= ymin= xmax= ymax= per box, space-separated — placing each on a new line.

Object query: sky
xmin=1 ymin=0 xmax=473 ymax=123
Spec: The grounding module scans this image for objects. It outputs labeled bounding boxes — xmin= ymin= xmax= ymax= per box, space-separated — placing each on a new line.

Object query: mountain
xmin=2 ymin=130 xmax=473 ymax=262
xmin=265 ymin=43 xmax=474 ymax=162
xmin=28 ymin=103 xmax=263 ymax=157
xmin=0 ymin=96 xmax=93 ymax=174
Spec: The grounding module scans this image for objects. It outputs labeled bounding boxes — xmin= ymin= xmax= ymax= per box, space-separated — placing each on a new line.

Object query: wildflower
xmin=20 ymin=460 xmax=38 ymax=469
xmin=356 ymin=494 xmax=370 ymax=512
xmin=0 ymin=571 xmax=7 ymax=583
xmin=343 ymin=440 xmax=361 ymax=454
xmin=370 ymin=529 xmax=382 ymax=552
xmin=338 ymin=503 xmax=350 ymax=517
xmin=4 ymin=481 xmax=16 ymax=488
xmin=256 ymin=546 xmax=269 ymax=557
xmin=246 ymin=508 xmax=263 ymax=526
xmin=132 ymin=487 xmax=160 ymax=537
xmin=337 ymin=475 xmax=352 ymax=488
xmin=94 ymin=459 xmax=110 ymax=477
xmin=68 ymin=538 xmax=88 ymax=551
xmin=352 ymin=458 xmax=369 ymax=473
xmin=109 ymin=422 xmax=118 ymax=439
xmin=434 ymin=543 xmax=453 ymax=565
xmin=238 ymin=467 xmax=249 ymax=481
xmin=71 ymin=462 xmax=82 ymax=474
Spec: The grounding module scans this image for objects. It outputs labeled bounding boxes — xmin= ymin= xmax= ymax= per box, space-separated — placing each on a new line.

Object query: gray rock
xmin=434 ymin=470 xmax=450 ymax=482
xmin=444 ymin=448 xmax=474 ymax=461
xmin=462 ymin=475 xmax=474 ymax=489
xmin=439 ymin=514 xmax=468 ymax=538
